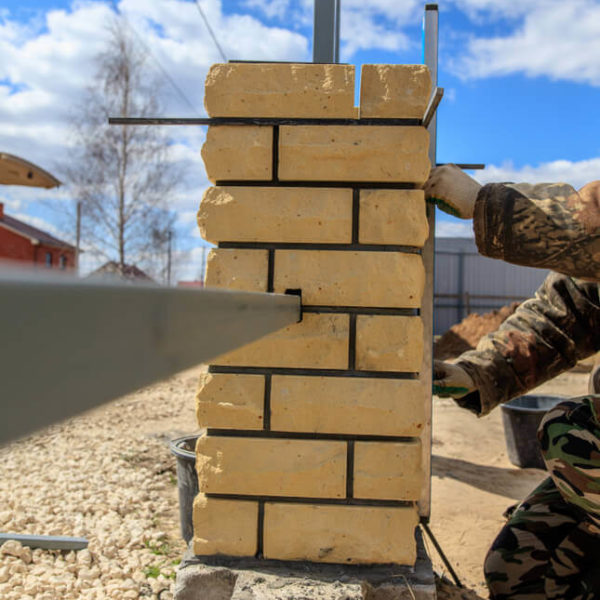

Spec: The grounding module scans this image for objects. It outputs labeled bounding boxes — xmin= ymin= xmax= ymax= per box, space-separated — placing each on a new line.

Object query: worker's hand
xmin=424 ymin=164 xmax=482 ymax=219
xmin=433 ymin=360 xmax=476 ymax=398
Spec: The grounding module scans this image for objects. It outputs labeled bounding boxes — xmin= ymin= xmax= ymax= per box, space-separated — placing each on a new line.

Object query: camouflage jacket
xmin=454 ymin=182 xmax=600 ymax=417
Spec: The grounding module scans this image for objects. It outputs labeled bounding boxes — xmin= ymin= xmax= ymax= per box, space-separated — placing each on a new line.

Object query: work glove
xmin=433 ymin=360 xmax=476 ymax=398
xmin=424 ymin=164 xmax=482 ymax=219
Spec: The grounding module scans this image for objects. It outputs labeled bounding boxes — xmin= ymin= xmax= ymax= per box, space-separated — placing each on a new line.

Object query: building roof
xmin=0 ymin=153 xmax=61 ymax=189
xmin=87 ymin=261 xmax=155 ymax=283
xmin=0 ymin=212 xmax=75 ymax=250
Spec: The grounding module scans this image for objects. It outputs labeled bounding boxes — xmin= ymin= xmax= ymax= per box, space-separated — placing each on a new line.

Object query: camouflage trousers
xmin=484 ymin=397 xmax=600 ymax=599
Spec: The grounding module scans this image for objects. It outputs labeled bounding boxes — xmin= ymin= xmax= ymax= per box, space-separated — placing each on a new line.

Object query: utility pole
xmin=75 ymin=201 xmax=81 ymax=275
xmin=167 ymin=229 xmax=172 ymax=286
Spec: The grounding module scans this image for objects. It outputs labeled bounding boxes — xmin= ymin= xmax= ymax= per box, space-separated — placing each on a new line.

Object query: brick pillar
xmin=194 ymin=62 xmax=432 ymax=566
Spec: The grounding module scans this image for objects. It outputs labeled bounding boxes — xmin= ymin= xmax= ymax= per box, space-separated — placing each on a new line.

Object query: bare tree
xmin=65 ymin=21 xmax=179 ymax=282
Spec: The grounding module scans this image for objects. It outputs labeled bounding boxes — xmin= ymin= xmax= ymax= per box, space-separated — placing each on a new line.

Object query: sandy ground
xmin=0 ymin=366 xmax=590 ymax=599
xmin=0 ymin=368 xmax=201 ymax=599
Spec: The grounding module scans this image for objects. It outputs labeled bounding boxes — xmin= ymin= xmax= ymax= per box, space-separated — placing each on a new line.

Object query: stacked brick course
xmin=194 ymin=62 xmax=432 ymax=566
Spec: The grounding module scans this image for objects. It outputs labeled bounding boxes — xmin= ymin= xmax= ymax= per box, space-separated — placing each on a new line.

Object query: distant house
xmin=0 ymin=202 xmax=75 ymax=269
xmin=87 ymin=261 xmax=155 ymax=283
xmin=177 ymin=280 xmax=204 ymax=288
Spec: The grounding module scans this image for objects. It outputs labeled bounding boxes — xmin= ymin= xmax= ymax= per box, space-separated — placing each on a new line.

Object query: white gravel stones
xmin=0 ymin=368 xmax=201 ymax=600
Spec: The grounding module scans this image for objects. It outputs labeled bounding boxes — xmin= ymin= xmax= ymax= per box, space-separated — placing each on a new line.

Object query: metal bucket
xmin=500 ymin=395 xmax=563 ymax=469
xmin=169 ymin=435 xmax=200 ymax=543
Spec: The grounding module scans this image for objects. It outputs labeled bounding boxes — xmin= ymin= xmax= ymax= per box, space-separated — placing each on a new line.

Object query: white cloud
xmin=435 ymin=219 xmax=474 ymax=238
xmin=237 ymin=0 xmax=423 ymax=59
xmin=453 ymin=0 xmax=600 ymax=86
xmin=242 ymin=0 xmax=291 ymax=20
xmin=473 ymin=157 xmax=600 ymax=189
xmin=0 ymin=0 xmax=310 ymax=271
xmin=449 ymin=0 xmax=547 ymax=21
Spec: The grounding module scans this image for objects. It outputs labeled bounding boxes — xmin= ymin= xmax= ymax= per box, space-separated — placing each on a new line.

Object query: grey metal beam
xmin=0 ymin=270 xmax=300 ymax=444
xmin=313 ymin=0 xmax=340 ymax=63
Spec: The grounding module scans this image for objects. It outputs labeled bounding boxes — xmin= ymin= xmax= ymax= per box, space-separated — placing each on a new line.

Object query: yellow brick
xmin=201 ymin=126 xmax=272 ymax=182
xmin=359 ymin=64 xmax=432 ymax=119
xmin=278 ymin=126 xmax=429 ymax=184
xmin=213 ymin=313 xmax=349 ymax=369
xmin=263 ymin=503 xmax=419 ymax=564
xmin=354 ymin=441 xmax=422 ymax=501
xmin=192 ymin=495 xmax=257 ymax=556
xmin=270 ymin=376 xmax=427 ymax=436
xmin=356 ymin=316 xmax=423 ymax=372
xmin=198 ymin=187 xmax=353 ymax=244
xmin=196 ymin=372 xmax=264 ymax=430
xmin=196 ymin=435 xmax=346 ymax=498
xmin=204 ymin=63 xmax=355 ymax=118
xmin=273 ymin=250 xmax=424 ymax=308
xmin=359 ymin=190 xmax=429 ymax=246
xmin=205 ymin=249 xmax=269 ymax=292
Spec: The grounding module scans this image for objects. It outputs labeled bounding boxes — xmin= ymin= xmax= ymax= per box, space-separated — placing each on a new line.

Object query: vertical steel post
xmin=424 ymin=5 xmax=438 ymax=164
xmin=420 ymin=3 xmax=439 ymax=521
xmin=313 ymin=0 xmax=340 ymax=63
xmin=75 ymin=200 xmax=81 ymax=273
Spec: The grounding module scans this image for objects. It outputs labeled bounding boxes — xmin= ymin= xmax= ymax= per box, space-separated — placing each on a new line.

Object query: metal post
xmin=424 ymin=5 xmax=438 ymax=164
xmin=167 ymin=229 xmax=172 ymax=286
xmin=420 ymin=3 xmax=439 ymax=522
xmin=75 ymin=201 xmax=81 ymax=274
xmin=457 ymin=250 xmax=465 ymax=320
xmin=313 ymin=0 xmax=340 ymax=63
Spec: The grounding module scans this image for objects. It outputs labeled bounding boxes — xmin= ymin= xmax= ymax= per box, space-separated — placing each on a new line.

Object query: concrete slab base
xmin=174 ymin=529 xmax=435 ymax=600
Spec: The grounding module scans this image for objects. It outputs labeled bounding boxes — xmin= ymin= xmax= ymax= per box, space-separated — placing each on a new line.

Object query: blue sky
xmin=1 ymin=0 xmax=600 ymax=277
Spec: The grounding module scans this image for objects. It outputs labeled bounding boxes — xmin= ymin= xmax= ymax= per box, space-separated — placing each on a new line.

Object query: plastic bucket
xmin=169 ymin=435 xmax=200 ymax=543
xmin=501 ymin=395 xmax=563 ymax=469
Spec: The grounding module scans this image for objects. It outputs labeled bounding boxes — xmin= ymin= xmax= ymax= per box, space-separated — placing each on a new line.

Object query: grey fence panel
xmin=434 ymin=238 xmax=549 ymax=335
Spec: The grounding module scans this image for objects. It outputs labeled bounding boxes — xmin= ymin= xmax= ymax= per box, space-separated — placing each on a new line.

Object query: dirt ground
xmin=0 ymin=366 xmax=590 ymax=599
xmin=429 ymin=370 xmax=590 ymax=598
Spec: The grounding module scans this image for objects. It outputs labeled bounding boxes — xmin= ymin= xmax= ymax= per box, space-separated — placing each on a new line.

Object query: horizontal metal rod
xmin=209 ymin=365 xmax=419 ymax=379
xmin=205 ymin=493 xmax=414 ymax=508
xmin=0 ymin=269 xmax=300 ymax=444
xmin=436 ymin=163 xmax=486 ymax=170
xmin=423 ymin=87 xmax=444 ymax=129
xmin=435 ymin=292 xmax=526 ymax=301
xmin=206 ymin=429 xmax=418 ymax=442
xmin=108 ymin=117 xmax=423 ymax=126
xmin=214 ymin=180 xmax=420 ymax=189
xmin=0 ymin=533 xmax=88 ymax=551
xmin=218 ymin=241 xmax=422 ymax=253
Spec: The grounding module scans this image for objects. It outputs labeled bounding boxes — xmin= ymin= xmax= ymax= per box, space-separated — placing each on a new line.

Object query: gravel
xmin=0 ymin=366 xmax=202 ymax=599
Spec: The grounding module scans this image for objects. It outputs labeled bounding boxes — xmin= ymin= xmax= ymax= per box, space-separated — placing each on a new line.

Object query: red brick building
xmin=0 ymin=202 xmax=76 ymax=269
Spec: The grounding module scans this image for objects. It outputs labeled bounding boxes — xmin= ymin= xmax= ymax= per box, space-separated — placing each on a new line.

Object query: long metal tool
xmin=0 ymin=270 xmax=300 ymax=444
xmin=0 ymin=533 xmax=88 ymax=551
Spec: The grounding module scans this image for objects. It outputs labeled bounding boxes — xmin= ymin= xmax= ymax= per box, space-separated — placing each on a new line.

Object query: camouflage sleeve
xmin=453 ymin=272 xmax=600 ymax=416
xmin=473 ymin=181 xmax=600 ymax=279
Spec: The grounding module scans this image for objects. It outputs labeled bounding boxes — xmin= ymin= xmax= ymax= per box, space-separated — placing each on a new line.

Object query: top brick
xmin=204 ymin=63 xmax=356 ymax=119
xmin=360 ymin=65 xmax=432 ymax=119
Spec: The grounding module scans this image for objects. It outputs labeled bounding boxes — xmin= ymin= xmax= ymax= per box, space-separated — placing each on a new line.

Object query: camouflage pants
xmin=484 ymin=397 xmax=600 ymax=599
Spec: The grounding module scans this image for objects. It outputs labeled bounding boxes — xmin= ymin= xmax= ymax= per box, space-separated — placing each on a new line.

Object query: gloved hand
xmin=424 ymin=164 xmax=482 ymax=219
xmin=433 ymin=360 xmax=476 ymax=398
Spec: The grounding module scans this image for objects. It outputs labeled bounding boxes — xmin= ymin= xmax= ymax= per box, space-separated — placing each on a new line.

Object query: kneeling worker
xmin=425 ymin=165 xmax=600 ymax=599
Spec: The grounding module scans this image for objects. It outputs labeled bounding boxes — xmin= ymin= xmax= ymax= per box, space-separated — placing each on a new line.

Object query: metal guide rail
xmin=0 ymin=269 xmax=300 ymax=444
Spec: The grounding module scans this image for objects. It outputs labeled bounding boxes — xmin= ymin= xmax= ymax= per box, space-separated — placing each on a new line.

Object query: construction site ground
xmin=0 ymin=365 xmax=589 ymax=599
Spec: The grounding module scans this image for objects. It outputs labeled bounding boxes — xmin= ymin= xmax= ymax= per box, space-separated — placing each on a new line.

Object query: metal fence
xmin=434 ymin=238 xmax=549 ymax=335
